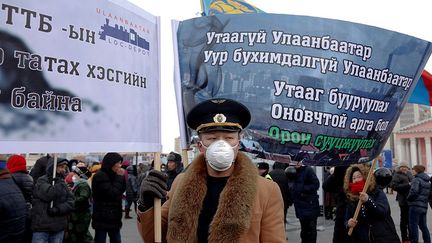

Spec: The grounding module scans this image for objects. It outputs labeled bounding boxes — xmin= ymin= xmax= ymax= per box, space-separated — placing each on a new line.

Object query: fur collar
xmin=0 ymin=169 xmax=11 ymax=179
xmin=167 ymin=152 xmax=258 ymax=243
xmin=343 ymin=164 xmax=376 ymax=201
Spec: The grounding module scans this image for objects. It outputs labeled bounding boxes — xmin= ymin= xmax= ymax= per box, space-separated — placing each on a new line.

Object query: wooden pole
xmin=347 ymin=159 xmax=377 ymax=236
xmin=181 ymin=149 xmax=189 ymax=169
xmin=153 ymin=152 xmax=162 ymax=243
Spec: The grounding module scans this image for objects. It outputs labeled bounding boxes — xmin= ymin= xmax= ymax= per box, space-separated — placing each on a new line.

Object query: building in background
xmin=389 ymin=103 xmax=432 ymax=171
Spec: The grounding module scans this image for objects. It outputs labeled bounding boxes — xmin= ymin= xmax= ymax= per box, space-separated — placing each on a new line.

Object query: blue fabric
xmin=32 ymin=231 xmax=64 ymax=243
xmin=290 ymin=166 xmax=320 ymax=219
xmin=408 ymin=76 xmax=430 ymax=105
xmin=409 ymin=206 xmax=431 ymax=243
xmin=0 ymin=160 xmax=6 ymax=170
xmin=94 ymin=229 xmax=121 ymax=243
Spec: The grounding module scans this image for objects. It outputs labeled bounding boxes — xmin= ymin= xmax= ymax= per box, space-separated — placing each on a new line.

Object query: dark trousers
xmin=400 ymin=204 xmax=409 ymax=241
xmin=299 ymin=218 xmax=317 ymax=243
xmin=409 ymin=207 xmax=430 ymax=243
xmin=94 ymin=229 xmax=121 ymax=243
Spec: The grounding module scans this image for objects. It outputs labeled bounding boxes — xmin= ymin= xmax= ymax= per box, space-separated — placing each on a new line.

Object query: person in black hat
xmin=137 ymin=98 xmax=286 ymax=242
xmin=257 ymin=162 xmax=272 ymax=180
xmin=166 ymin=152 xmax=183 ymax=191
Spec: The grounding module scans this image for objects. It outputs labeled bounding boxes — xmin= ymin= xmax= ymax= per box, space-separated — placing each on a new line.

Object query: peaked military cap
xmin=187 ymin=98 xmax=251 ymax=133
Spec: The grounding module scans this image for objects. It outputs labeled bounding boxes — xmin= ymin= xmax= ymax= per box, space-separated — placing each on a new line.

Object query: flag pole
xmin=200 ymin=0 xmax=205 ymax=16
xmin=153 ymin=152 xmax=162 ymax=242
xmin=50 ymin=154 xmax=57 ymax=208
xmin=348 ymin=159 xmax=377 ymax=236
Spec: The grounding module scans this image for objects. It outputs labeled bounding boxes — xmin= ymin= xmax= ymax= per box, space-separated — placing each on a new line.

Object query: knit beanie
xmin=102 ymin=152 xmax=123 ymax=169
xmin=7 ymin=154 xmax=27 ymax=173
xmin=0 ymin=155 xmax=7 ymax=170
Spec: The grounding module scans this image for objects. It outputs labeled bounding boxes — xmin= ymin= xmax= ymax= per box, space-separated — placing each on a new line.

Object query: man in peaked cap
xmin=137 ymin=98 xmax=286 ymax=242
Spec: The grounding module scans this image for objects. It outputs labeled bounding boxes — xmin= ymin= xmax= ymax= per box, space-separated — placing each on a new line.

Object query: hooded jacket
xmin=137 ymin=152 xmax=286 ymax=243
xmin=407 ymin=171 xmax=431 ymax=210
xmin=91 ymin=153 xmax=126 ymax=230
xmin=31 ymin=159 xmax=75 ymax=232
xmin=343 ymin=164 xmax=399 ymax=243
xmin=289 ymin=165 xmax=320 ymax=220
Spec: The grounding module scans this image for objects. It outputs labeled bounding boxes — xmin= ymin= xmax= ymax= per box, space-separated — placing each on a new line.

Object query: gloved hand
xmin=137 ymin=170 xmax=168 ymax=212
xmin=48 ymin=177 xmax=61 ymax=184
xmin=47 ymin=206 xmax=59 ymax=217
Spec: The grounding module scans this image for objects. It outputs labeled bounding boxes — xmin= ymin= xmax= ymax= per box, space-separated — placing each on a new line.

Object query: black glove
xmin=137 ymin=170 xmax=168 ymax=211
xmin=47 ymin=206 xmax=59 ymax=217
xmin=48 ymin=177 xmax=61 ymax=184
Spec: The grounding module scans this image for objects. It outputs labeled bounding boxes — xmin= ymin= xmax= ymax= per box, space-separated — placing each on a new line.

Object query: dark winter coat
xmin=11 ymin=171 xmax=34 ymax=205
xmin=30 ymin=155 xmax=51 ymax=183
xmin=269 ymin=168 xmax=292 ymax=210
xmin=289 ymin=166 xmax=320 ymax=219
xmin=322 ymin=166 xmax=350 ymax=243
xmin=166 ymin=162 xmax=183 ymax=191
xmin=407 ymin=172 xmax=431 ymax=211
xmin=0 ymin=170 xmax=27 ymax=243
xmin=344 ymin=164 xmax=400 ymax=243
xmin=31 ymin=160 xmax=75 ymax=232
xmin=391 ymin=170 xmax=412 ymax=207
xmin=137 ymin=152 xmax=286 ymax=243
xmin=91 ymin=167 xmax=126 ymax=230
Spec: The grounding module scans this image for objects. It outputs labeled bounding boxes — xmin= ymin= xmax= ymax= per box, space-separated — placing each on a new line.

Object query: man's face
xmin=400 ymin=166 xmax=408 ymax=174
xmin=56 ymin=164 xmax=68 ymax=175
xmin=111 ymin=161 xmax=122 ymax=173
xmin=198 ymin=131 xmax=240 ymax=155
xmin=167 ymin=161 xmax=177 ymax=171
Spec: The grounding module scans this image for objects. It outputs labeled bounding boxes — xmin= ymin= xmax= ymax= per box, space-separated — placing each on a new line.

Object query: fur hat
xmin=399 ymin=162 xmax=410 ymax=169
xmin=343 ymin=164 xmax=376 ymax=201
xmin=167 ymin=152 xmax=182 ymax=163
xmin=7 ymin=154 xmax=27 ymax=173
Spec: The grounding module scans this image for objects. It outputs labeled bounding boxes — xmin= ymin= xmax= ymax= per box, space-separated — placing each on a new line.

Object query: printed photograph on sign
xmin=175 ymin=13 xmax=432 ymax=166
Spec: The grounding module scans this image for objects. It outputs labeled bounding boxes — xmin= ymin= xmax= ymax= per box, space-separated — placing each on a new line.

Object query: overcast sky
xmin=128 ymin=0 xmax=432 ymax=153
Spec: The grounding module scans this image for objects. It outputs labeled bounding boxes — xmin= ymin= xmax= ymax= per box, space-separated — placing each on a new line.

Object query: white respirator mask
xmin=202 ymin=140 xmax=237 ymax=172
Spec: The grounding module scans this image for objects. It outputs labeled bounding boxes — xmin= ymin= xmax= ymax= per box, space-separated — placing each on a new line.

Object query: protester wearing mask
xmin=344 ymin=164 xmax=400 ymax=243
xmin=137 ymin=98 xmax=286 ymax=242
xmin=64 ymin=165 xmax=93 ymax=243
xmin=31 ymin=158 xmax=75 ymax=243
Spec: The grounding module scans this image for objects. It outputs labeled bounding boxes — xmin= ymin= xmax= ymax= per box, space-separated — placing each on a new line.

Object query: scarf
xmin=349 ymin=180 xmax=365 ymax=194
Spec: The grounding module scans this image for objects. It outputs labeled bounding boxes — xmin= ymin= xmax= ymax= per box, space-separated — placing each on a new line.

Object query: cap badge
xmin=213 ymin=113 xmax=227 ymax=123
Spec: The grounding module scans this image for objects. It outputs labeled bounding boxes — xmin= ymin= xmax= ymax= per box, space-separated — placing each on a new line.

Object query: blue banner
xmin=176 ymin=14 xmax=432 ymax=166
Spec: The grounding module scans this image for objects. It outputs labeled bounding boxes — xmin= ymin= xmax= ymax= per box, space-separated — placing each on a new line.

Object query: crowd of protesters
xmin=0 ymin=152 xmax=159 ymax=243
xmin=2 ymin=149 xmax=432 ymax=243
